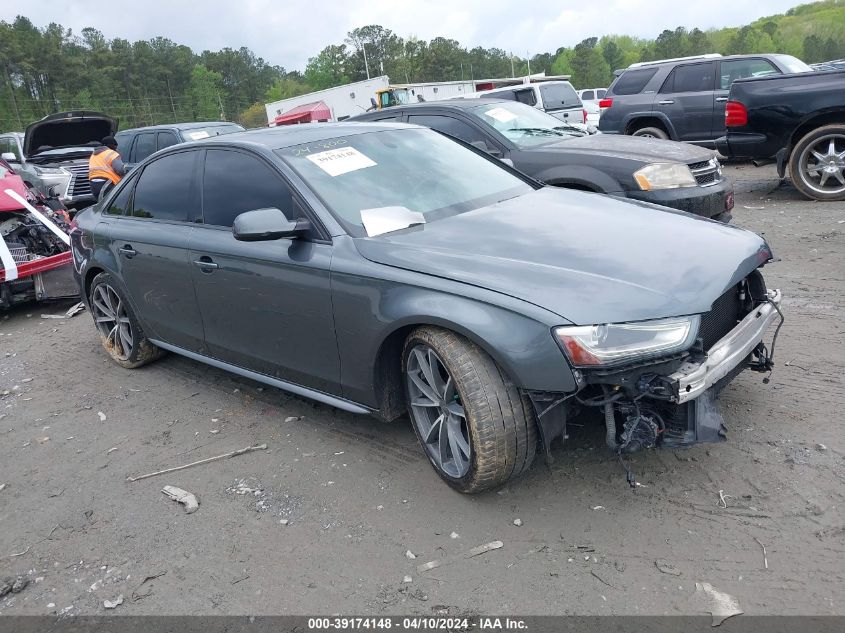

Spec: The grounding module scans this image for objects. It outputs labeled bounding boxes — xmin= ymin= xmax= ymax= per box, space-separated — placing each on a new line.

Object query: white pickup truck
xmin=455 ymin=81 xmax=588 ymax=127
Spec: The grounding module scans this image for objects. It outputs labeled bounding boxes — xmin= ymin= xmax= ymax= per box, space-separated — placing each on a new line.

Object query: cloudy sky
xmin=3 ymin=0 xmax=806 ymax=70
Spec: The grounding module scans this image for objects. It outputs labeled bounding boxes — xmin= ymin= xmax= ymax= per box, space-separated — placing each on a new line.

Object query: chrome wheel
xmin=799 ymin=134 xmax=845 ymax=195
xmin=406 ymin=344 xmax=471 ymax=478
xmin=91 ymin=283 xmax=133 ymax=361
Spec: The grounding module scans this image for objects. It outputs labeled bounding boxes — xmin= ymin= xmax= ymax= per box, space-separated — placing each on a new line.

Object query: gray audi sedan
xmin=70 ymin=122 xmax=782 ymax=493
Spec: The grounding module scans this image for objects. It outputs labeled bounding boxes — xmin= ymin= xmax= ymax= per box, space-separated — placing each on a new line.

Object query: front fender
xmin=533 ymin=165 xmax=624 ymax=194
xmin=330 ymin=238 xmax=578 ymax=409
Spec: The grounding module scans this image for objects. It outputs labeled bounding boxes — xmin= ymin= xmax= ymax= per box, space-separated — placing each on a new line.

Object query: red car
xmin=0 ymin=157 xmax=77 ymax=307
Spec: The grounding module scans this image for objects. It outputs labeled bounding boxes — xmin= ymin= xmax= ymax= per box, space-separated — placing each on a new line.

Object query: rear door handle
xmin=715 ymin=97 xmax=728 ymax=102
xmin=658 ymin=100 xmax=675 ymax=105
xmin=193 ymin=256 xmax=219 ymax=271
xmin=118 ymin=245 xmax=136 ymax=258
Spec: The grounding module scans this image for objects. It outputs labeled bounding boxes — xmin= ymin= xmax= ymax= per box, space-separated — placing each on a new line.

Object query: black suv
xmin=598 ymin=54 xmax=812 ymax=147
xmin=115 ymin=121 xmax=244 ymax=168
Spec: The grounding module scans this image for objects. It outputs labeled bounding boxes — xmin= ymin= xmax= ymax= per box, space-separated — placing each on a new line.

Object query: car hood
xmin=354 ymin=188 xmax=770 ymax=325
xmin=539 ymin=133 xmax=715 ymax=164
xmin=24 ymin=111 xmax=117 ymax=158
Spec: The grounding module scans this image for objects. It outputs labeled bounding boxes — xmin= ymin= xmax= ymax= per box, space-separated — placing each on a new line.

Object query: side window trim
xmin=198 ymin=147 xmax=331 ymax=241
xmin=104 ymin=172 xmax=139 ymax=216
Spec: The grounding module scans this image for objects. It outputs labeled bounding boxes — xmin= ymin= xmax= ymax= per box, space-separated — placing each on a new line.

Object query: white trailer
xmin=265 ymin=76 xmax=390 ymax=124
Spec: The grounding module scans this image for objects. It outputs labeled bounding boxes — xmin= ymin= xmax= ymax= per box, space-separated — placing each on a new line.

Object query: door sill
xmin=149 ymin=339 xmax=371 ymax=415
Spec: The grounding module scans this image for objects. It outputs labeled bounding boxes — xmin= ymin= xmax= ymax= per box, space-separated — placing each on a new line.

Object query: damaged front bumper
xmin=670 ymin=289 xmax=782 ymax=404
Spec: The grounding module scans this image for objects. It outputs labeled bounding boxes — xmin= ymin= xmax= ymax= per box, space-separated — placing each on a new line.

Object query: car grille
xmin=689 ymin=158 xmax=722 ymax=188
xmin=65 ymin=164 xmax=91 ymax=198
xmin=698 ymin=283 xmax=745 ymax=351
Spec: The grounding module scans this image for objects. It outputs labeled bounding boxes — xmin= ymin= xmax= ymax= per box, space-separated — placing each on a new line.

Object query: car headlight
xmin=32 ymin=165 xmax=69 ymax=176
xmin=633 ymin=163 xmax=697 ymax=190
xmin=554 ymin=316 xmax=700 ymax=367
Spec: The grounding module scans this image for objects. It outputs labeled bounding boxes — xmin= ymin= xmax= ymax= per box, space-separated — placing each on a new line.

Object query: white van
xmin=456 ymin=81 xmax=587 ymax=125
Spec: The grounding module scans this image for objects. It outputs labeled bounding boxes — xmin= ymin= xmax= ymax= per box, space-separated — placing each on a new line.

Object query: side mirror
xmin=469 ymin=140 xmax=502 ymax=158
xmin=232 ymin=207 xmax=308 ymax=242
xmin=1 ymin=152 xmax=19 ymax=163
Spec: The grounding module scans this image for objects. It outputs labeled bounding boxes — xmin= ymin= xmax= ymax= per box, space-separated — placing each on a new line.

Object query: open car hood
xmin=354 ymin=188 xmax=771 ymax=325
xmin=24 ymin=111 xmax=117 ymax=158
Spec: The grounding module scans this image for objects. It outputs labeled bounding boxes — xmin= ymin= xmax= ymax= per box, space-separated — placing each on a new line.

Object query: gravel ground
xmin=0 ymin=163 xmax=843 ymax=617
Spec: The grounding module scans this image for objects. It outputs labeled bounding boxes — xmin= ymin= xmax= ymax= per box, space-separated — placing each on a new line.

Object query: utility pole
xmin=217 ymin=91 xmax=226 ymax=121
xmin=527 ymin=52 xmax=531 ymax=77
xmin=362 ymin=44 xmax=370 ymax=79
xmin=510 ymin=53 xmax=515 ymax=77
xmin=165 ymin=75 xmax=177 ymax=121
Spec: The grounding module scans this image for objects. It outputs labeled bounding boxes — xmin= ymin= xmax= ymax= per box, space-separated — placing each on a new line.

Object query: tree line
xmin=1 ymin=0 xmax=843 ymax=132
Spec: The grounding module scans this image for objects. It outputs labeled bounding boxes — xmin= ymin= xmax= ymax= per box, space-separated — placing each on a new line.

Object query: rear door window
xmin=201 ymin=149 xmax=295 ymax=227
xmin=131 ymin=151 xmax=199 ymax=222
xmin=581 ymin=90 xmax=595 ymax=101
xmin=407 ymin=114 xmax=488 ymax=146
xmin=611 ymin=68 xmax=659 ymax=95
xmin=596 ymin=89 xmax=607 ymax=99
xmin=132 ymin=133 xmax=157 ymax=163
xmin=719 ymin=58 xmax=778 ymax=89
xmin=105 ymin=174 xmax=137 ymax=216
xmin=662 ymin=62 xmax=716 ymax=93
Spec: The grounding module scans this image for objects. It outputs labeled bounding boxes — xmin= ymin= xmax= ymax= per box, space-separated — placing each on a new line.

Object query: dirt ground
xmin=0 ymin=163 xmax=843 ymax=618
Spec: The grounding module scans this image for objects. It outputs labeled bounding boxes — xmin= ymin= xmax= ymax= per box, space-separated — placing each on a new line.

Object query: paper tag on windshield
xmin=188 ymin=130 xmax=210 ymax=140
xmin=484 ymin=107 xmax=517 ymax=123
xmin=306 ymin=146 xmax=376 ymax=177
xmin=360 ymin=206 xmax=425 ymax=237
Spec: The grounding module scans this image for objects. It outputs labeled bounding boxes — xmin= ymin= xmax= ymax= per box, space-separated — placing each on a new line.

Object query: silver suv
xmin=0 ymin=111 xmax=117 ymax=208
xmin=598 ymin=54 xmax=812 ymax=147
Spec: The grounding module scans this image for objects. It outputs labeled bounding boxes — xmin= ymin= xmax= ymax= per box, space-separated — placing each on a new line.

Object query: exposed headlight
xmin=554 ymin=316 xmax=700 ymax=367
xmin=633 ymin=163 xmax=697 ymax=190
xmin=32 ymin=165 xmax=70 ymax=176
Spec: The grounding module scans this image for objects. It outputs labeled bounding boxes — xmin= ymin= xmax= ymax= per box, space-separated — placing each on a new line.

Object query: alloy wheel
xmin=800 ymin=134 xmax=845 ymax=195
xmin=91 ymin=283 xmax=134 ymax=361
xmin=406 ymin=344 xmax=471 ymax=478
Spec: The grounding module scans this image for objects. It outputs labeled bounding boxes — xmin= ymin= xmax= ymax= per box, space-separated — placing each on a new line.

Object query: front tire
xmin=632 ymin=126 xmax=669 ymax=140
xmin=789 ymin=124 xmax=845 ymax=201
xmin=402 ymin=327 xmax=537 ymax=493
xmin=89 ymin=272 xmax=163 ymax=369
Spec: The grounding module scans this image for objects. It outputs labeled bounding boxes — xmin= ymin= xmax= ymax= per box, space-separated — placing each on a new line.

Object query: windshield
xmin=772 ymin=55 xmax=813 ymax=74
xmin=182 ymin=124 xmax=245 ymax=141
xmin=467 ymin=102 xmax=578 ymax=147
xmin=278 ymin=128 xmax=533 ymax=237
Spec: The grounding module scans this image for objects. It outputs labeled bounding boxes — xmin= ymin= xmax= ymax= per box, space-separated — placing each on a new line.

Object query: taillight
xmin=598 ymin=98 xmax=613 ymax=108
xmin=582 ymin=109 xmax=587 ymax=123
xmin=725 ymin=101 xmax=747 ymax=127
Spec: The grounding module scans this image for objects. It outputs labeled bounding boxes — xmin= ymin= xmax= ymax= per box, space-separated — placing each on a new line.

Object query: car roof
xmin=116 ymin=121 xmax=242 ymax=135
xmin=351 ymin=98 xmax=509 ymax=119
xmin=183 ymin=121 xmax=422 ymax=150
xmin=624 ymin=53 xmax=784 ymax=72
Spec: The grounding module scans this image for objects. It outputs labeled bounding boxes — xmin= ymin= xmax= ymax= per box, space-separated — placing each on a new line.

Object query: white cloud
xmin=1 ymin=0 xmax=806 ymax=70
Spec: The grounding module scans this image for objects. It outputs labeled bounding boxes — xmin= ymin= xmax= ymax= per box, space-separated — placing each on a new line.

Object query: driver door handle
xmin=193 ymin=256 xmax=219 ymax=271
xmin=118 ymin=245 xmax=136 ymax=258
xmin=658 ymin=100 xmax=675 ymax=105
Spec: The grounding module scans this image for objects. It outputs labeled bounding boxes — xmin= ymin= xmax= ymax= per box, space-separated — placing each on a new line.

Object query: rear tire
xmin=788 ymin=124 xmax=845 ymax=201
xmin=402 ymin=326 xmax=537 ymax=493
xmin=632 ymin=126 xmax=669 ymax=140
xmin=88 ymin=272 xmax=164 ymax=369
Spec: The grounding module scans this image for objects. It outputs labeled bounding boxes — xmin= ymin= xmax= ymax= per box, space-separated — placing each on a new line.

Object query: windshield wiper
xmin=553 ymin=124 xmax=587 ymax=136
xmin=506 ymin=127 xmax=564 ymax=137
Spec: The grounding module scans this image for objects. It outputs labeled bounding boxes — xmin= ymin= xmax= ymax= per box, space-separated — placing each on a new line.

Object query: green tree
xmin=569 ymin=38 xmax=610 ymax=88
xmin=601 ymin=41 xmax=625 ymax=72
xmin=304 ymin=45 xmax=350 ymax=90
xmin=187 ymin=64 xmax=224 ymax=120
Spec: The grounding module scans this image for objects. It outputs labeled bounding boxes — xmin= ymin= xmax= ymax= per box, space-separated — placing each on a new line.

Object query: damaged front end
xmin=1 ymin=183 xmax=76 ymax=308
xmin=529 ymin=271 xmax=783 ymax=481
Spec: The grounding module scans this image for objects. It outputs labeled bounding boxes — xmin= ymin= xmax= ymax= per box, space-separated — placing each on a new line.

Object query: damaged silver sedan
xmin=70 ymin=122 xmax=783 ymax=493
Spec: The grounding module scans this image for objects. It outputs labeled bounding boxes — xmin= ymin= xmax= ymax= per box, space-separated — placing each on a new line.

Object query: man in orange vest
xmin=88 ymin=136 xmax=126 ymax=200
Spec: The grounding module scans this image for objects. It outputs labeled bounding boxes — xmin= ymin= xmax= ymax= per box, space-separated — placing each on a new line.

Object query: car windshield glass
xmin=772 ymin=55 xmax=813 ymax=74
xmin=278 ymin=128 xmax=533 ymax=237
xmin=467 ymin=102 xmax=575 ymax=147
xmin=539 ymin=83 xmax=580 ymax=111
xmin=182 ymin=124 xmax=245 ymax=141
